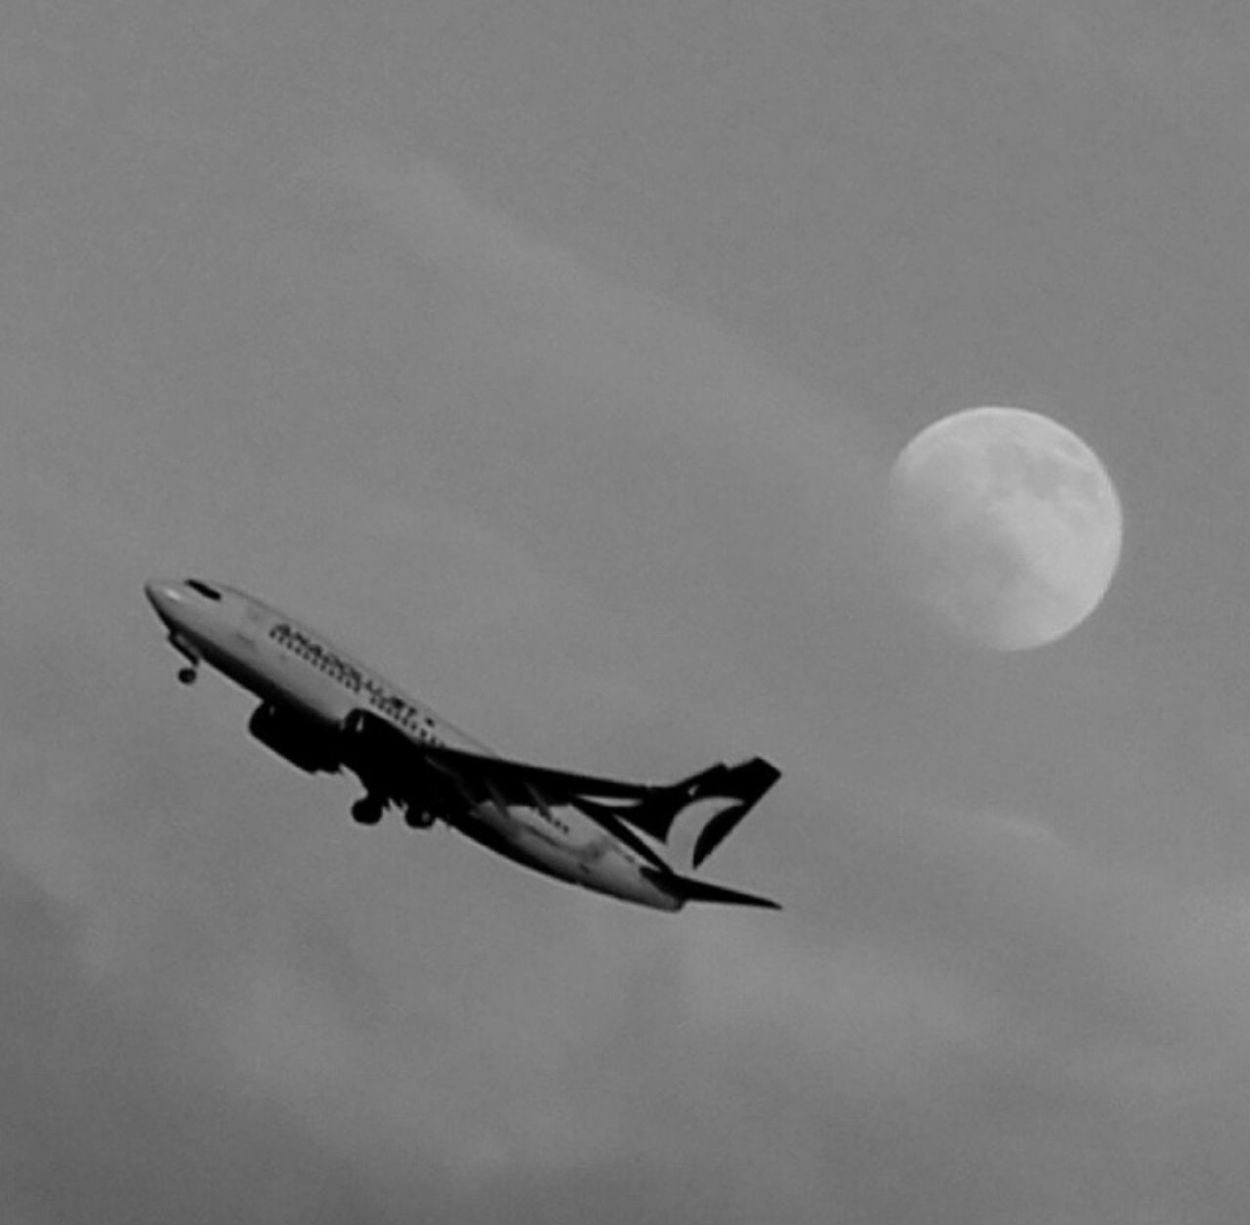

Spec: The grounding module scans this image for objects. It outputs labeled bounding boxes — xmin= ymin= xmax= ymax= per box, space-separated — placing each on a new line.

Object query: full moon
xmin=887 ymin=407 xmax=1122 ymax=651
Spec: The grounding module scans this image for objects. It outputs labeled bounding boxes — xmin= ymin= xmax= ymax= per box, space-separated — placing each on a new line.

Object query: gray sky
xmin=3 ymin=1 xmax=1250 ymax=1221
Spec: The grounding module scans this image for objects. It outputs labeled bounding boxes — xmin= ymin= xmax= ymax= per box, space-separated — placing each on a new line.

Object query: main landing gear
xmin=349 ymin=796 xmax=436 ymax=829
xmin=403 ymin=806 xmax=435 ymax=830
xmin=177 ymin=666 xmax=198 ymax=685
xmin=351 ymin=795 xmax=385 ymax=826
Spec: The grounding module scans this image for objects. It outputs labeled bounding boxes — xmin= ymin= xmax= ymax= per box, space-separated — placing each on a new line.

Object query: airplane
xmin=144 ymin=578 xmax=782 ymax=912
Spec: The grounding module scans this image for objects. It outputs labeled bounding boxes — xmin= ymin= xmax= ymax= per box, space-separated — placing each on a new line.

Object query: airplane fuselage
xmin=144 ymin=579 xmax=685 ymax=910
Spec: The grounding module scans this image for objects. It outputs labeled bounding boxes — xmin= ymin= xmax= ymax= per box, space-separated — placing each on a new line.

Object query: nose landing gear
xmin=169 ymin=633 xmax=200 ymax=686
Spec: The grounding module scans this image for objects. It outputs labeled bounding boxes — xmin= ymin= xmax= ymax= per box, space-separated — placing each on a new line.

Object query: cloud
xmin=326 ymin=139 xmax=877 ymax=463
xmin=0 ymin=834 xmax=399 ymax=1224
xmin=679 ymin=914 xmax=999 ymax=1102
xmin=971 ymin=0 xmax=1249 ymax=107
xmin=4 ymin=99 xmax=1249 ymax=1221
xmin=314 ymin=142 xmax=889 ymax=634
xmin=288 ymin=141 xmax=916 ymax=820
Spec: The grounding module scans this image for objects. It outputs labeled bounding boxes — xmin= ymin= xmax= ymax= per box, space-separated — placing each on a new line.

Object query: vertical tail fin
xmin=620 ymin=757 xmax=780 ymax=865
xmin=690 ymin=758 xmax=781 ymax=867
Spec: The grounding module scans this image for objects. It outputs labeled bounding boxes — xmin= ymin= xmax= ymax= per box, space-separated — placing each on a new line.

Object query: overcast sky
xmin=4 ymin=2 xmax=1250 ymax=1221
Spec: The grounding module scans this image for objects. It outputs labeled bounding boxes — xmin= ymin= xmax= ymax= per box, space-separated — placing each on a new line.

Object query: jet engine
xmin=248 ymin=704 xmax=339 ymax=774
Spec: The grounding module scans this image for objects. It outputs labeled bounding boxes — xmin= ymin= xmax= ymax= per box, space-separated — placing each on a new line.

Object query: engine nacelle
xmin=248 ymin=704 xmax=339 ymax=774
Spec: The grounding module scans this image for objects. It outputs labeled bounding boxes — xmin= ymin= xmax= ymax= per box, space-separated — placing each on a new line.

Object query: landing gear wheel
xmin=177 ymin=667 xmax=198 ymax=685
xmin=351 ymin=797 xmax=385 ymax=826
xmin=403 ymin=807 xmax=435 ymax=830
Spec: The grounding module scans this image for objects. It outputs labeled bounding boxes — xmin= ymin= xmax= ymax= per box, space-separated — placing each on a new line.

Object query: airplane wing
xmin=339 ymin=709 xmax=779 ymax=865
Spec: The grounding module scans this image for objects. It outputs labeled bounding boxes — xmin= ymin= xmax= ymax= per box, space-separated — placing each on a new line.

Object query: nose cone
xmin=144 ymin=579 xmax=185 ymax=625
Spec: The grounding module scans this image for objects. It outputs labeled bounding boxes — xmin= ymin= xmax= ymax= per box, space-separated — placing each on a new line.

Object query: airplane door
xmin=238 ymin=602 xmax=266 ymax=644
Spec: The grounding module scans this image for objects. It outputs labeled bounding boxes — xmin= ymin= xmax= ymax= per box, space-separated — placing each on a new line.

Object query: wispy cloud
xmin=3 ymin=4 xmax=1250 ymax=1210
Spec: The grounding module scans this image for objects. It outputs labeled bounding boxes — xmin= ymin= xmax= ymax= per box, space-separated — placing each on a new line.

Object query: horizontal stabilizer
xmin=641 ymin=867 xmax=781 ymax=911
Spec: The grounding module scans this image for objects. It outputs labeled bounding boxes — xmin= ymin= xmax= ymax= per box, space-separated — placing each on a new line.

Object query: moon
xmin=887 ymin=407 xmax=1122 ymax=651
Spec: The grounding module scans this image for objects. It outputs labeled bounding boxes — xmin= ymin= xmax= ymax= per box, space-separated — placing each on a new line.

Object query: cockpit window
xmin=186 ymin=579 xmax=222 ymax=601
